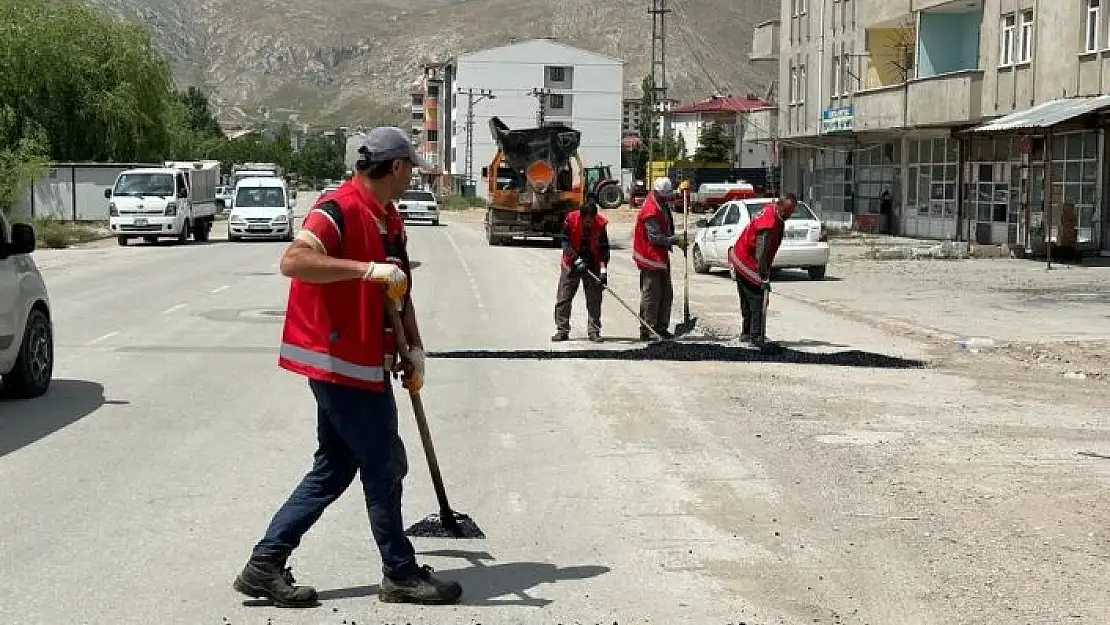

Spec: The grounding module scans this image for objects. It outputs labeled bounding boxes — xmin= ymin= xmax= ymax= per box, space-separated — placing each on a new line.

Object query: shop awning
xmin=963 ymin=95 xmax=1110 ymax=134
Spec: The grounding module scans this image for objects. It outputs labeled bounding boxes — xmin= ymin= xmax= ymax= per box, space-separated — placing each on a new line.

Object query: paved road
xmin=1 ymin=208 xmax=1107 ymax=625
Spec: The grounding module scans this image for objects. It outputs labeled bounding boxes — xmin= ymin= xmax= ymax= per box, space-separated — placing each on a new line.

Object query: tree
xmin=694 ymin=122 xmax=731 ymax=163
xmin=292 ymin=135 xmax=345 ymax=182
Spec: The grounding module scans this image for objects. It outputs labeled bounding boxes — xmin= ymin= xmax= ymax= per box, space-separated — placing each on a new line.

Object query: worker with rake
xmin=233 ymin=126 xmax=463 ymax=608
xmin=552 ymin=192 xmax=611 ymax=343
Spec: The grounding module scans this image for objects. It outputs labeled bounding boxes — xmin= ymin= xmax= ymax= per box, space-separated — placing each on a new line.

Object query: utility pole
xmin=647 ymin=0 xmax=671 ymax=174
xmin=527 ymin=87 xmax=552 ymax=126
xmin=457 ymin=87 xmax=495 ymax=191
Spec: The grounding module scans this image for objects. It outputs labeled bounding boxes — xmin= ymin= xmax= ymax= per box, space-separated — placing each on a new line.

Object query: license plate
xmin=248 ymin=225 xmax=269 ymax=231
xmin=134 ymin=218 xmax=147 ymax=226
xmin=786 ymin=229 xmax=807 ymax=239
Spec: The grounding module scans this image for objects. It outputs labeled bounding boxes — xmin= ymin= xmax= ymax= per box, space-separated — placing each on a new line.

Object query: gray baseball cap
xmin=357 ymin=126 xmax=433 ymax=171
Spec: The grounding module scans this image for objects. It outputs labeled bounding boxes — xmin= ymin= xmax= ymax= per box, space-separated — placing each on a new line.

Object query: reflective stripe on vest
xmin=632 ymin=250 xmax=668 ymax=270
xmin=279 ymin=342 xmax=385 ymax=382
xmin=729 ymin=247 xmax=764 ymax=284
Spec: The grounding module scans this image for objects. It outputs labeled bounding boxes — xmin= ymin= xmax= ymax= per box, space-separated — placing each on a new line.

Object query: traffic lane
xmin=433 ymin=214 xmax=1107 ymax=625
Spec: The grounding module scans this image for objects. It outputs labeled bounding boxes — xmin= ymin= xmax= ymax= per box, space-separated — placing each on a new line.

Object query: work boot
xmin=588 ymin=331 xmax=602 ymax=343
xmin=379 ymin=564 xmax=462 ymax=605
xmin=233 ymin=556 xmax=318 ymax=608
xmin=551 ymin=331 xmax=569 ymax=342
xmin=738 ymin=333 xmax=752 ymax=343
xmin=656 ymin=328 xmax=674 ymax=340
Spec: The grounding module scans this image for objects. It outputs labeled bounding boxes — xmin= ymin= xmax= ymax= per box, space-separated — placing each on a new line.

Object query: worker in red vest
xmin=233 ymin=127 xmax=463 ymax=608
xmin=632 ymin=176 xmax=687 ymax=340
xmin=552 ymin=193 xmax=611 ymax=342
xmin=728 ymin=193 xmax=797 ymax=351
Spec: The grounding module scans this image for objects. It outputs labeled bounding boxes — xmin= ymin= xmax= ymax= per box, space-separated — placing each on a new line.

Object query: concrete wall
xmin=13 ymin=164 xmax=155 ymax=221
xmin=450 ymin=39 xmax=624 ymax=199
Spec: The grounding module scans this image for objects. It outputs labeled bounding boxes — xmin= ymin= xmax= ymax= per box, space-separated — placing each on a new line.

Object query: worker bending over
xmin=728 ymin=193 xmax=796 ymax=351
xmin=632 ymin=177 xmax=686 ymax=340
xmin=233 ymin=126 xmax=462 ymax=608
xmin=553 ymin=193 xmax=611 ymax=342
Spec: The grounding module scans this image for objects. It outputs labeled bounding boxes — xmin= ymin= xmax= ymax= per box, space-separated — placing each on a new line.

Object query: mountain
xmin=82 ymin=0 xmax=780 ymax=127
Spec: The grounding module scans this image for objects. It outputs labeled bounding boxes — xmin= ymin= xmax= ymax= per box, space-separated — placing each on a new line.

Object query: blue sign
xmin=820 ymin=105 xmax=854 ymax=133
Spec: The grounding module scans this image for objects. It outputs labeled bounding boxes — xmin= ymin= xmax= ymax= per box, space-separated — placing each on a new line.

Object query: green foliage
xmin=34 ymin=217 xmax=106 ymax=249
xmin=693 ymin=122 xmax=732 ymax=163
xmin=291 ymin=134 xmax=345 ymax=182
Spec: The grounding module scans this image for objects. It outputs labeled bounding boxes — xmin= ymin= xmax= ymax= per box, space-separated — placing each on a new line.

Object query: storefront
xmin=904 ymin=135 xmax=960 ymax=240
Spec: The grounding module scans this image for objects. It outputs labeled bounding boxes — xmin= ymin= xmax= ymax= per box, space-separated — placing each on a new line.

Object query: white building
xmin=667 ymin=95 xmax=774 ymax=168
xmin=421 ymin=38 xmax=624 ymax=198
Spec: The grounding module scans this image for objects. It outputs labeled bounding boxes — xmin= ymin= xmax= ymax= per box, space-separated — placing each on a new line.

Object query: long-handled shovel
xmin=675 ymin=188 xmax=697 ymax=336
xmin=385 ymin=303 xmax=484 ymax=539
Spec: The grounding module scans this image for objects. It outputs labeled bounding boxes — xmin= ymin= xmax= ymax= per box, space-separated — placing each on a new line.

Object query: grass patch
xmin=438 ymin=194 xmax=486 ymax=211
xmin=34 ymin=218 xmax=108 ymax=249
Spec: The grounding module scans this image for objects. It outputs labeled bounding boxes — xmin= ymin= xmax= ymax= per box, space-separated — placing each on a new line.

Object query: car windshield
xmin=402 ymin=191 xmax=435 ymax=202
xmin=743 ymin=201 xmax=818 ymax=221
xmin=235 ymin=186 xmax=286 ymax=207
xmin=113 ymin=173 xmax=174 ymax=197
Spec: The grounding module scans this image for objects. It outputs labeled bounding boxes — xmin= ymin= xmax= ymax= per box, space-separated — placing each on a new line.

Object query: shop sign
xmin=820 ymin=106 xmax=854 ymax=134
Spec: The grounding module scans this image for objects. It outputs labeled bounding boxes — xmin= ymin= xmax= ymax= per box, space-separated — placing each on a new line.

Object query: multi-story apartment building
xmin=751 ymin=0 xmax=1110 ymax=254
xmin=411 ymin=38 xmax=624 ymax=198
xmin=668 ymin=95 xmax=775 ymax=168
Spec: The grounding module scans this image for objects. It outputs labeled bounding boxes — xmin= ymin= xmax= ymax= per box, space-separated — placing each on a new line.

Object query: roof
xmin=965 ymin=95 xmax=1110 ymax=133
xmin=670 ymin=95 xmax=771 ymax=115
xmin=234 ymin=176 xmax=285 ymax=187
xmin=455 ymin=37 xmax=623 ymax=66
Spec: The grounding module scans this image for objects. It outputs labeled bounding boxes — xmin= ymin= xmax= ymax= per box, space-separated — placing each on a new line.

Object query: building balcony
xmin=750 ymin=20 xmax=779 ymax=62
xmin=743 ymin=108 xmax=777 ymax=141
xmin=906 ymin=69 xmax=983 ymax=127
xmin=857 ymin=0 xmax=912 ymax=28
xmin=852 ymin=84 xmax=907 ymax=131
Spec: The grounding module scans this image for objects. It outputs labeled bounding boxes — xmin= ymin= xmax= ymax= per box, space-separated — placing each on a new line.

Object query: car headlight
xmin=164 ymin=202 xmax=177 ymax=216
xmin=109 ymin=202 xmax=118 ymax=217
xmin=272 ymin=214 xmax=288 ymax=223
xmin=230 ymin=214 xmax=245 ymax=224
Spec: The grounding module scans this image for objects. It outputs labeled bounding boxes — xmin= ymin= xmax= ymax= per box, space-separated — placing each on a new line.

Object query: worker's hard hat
xmin=652 ymin=177 xmax=673 ymax=194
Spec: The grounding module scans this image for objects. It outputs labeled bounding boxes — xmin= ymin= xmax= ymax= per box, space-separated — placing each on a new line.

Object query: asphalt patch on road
xmin=429 ymin=342 xmax=926 ymax=369
xmin=405 ymin=512 xmax=486 ymax=538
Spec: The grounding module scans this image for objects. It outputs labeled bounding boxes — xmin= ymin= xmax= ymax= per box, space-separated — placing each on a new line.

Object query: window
xmin=708 ymin=205 xmax=727 ymax=226
xmin=1018 ymin=10 xmax=1034 ymax=62
xmin=411 ymin=94 xmax=423 ymax=106
xmin=907 ymin=138 xmax=958 ymax=219
xmin=411 ymin=111 xmax=423 ymax=121
xmin=790 ymin=64 xmax=798 ymax=104
xmin=549 ymin=94 xmax=566 ymax=109
xmin=426 ymin=130 xmax=438 ymax=142
xmin=402 ymin=191 xmax=436 ymax=202
xmin=723 ymin=204 xmax=741 ymax=225
xmin=427 ymin=85 xmax=439 ymax=97
xmin=1086 ymin=0 xmax=1100 ymax=53
xmin=743 ymin=200 xmax=817 ymax=221
xmin=841 ymin=52 xmax=851 ymax=94
xmin=799 ymin=64 xmax=807 ymax=103
xmin=798 ymin=0 xmax=807 ymax=14
xmin=1000 ymin=13 xmax=1015 ymax=65
xmin=832 ymin=56 xmax=841 ymax=99
xmin=548 ymin=66 xmax=566 ymax=82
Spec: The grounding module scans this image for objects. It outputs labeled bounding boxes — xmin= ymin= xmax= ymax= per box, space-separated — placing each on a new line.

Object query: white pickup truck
xmin=106 ymin=163 xmax=218 ymax=245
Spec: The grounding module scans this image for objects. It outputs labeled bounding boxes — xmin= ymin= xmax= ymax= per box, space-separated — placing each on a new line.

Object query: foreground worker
xmin=728 ymin=193 xmax=797 ymax=351
xmin=632 ymin=176 xmax=686 ymax=340
xmin=233 ymin=126 xmax=463 ymax=607
xmin=552 ymin=193 xmax=611 ymax=342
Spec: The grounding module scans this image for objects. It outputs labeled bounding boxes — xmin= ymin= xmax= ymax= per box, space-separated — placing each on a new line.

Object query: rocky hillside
xmin=83 ymin=0 xmax=779 ymax=126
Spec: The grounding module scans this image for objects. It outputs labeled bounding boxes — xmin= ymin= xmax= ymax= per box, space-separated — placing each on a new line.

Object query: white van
xmin=227 ymin=177 xmax=295 ymax=242
xmin=0 ymin=214 xmax=53 ymax=398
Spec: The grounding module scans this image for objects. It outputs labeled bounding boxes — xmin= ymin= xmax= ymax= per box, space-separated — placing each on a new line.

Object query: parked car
xmin=227 ymin=177 xmax=295 ymax=242
xmin=397 ymin=189 xmax=440 ymax=226
xmin=690 ymin=197 xmax=829 ymax=280
xmin=0 ymin=214 xmax=53 ymax=398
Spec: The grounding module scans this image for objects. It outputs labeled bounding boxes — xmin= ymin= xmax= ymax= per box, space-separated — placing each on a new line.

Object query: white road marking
xmin=210 ymin=285 xmax=230 ymax=294
xmin=87 ymin=331 xmax=120 ymax=345
xmin=444 ymin=228 xmax=485 ymax=308
xmin=162 ymin=303 xmax=187 ymax=315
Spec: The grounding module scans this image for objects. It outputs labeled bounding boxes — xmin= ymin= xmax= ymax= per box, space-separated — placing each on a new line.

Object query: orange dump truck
xmin=481 ymin=116 xmax=585 ymax=246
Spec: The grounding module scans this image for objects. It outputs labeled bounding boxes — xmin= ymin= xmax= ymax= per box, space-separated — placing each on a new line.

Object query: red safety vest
xmin=277 ymin=180 xmax=396 ymax=391
xmin=561 ymin=210 xmax=609 ymax=268
xmin=729 ymin=202 xmax=784 ymax=286
xmin=632 ymin=193 xmax=671 ymax=271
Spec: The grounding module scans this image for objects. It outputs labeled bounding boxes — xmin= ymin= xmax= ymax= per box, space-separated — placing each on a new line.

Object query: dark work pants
xmin=554 ymin=266 xmax=603 ymax=334
xmin=736 ymin=278 xmax=767 ymax=341
xmin=251 ymin=378 xmax=417 ymax=580
xmin=639 ymin=268 xmax=673 ymax=335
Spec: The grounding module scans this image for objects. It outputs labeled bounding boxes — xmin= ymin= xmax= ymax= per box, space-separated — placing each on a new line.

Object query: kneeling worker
xmin=552 ymin=193 xmax=611 ymax=342
xmin=728 ymin=193 xmax=796 ymax=350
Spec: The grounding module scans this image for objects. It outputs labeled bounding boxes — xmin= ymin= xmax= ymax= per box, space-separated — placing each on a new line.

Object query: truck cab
xmin=106 ymin=165 xmax=217 ymax=246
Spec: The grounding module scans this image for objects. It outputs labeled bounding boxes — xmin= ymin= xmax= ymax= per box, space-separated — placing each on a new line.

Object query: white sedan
xmin=690 ymin=198 xmax=830 ymax=280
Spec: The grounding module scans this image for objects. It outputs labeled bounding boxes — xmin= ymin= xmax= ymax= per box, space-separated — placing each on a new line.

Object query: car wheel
xmin=692 ymin=245 xmax=710 ymax=274
xmin=117 ymin=236 xmax=129 ymax=246
xmin=3 ymin=307 xmax=53 ymax=399
xmin=808 ymin=265 xmax=827 ymax=280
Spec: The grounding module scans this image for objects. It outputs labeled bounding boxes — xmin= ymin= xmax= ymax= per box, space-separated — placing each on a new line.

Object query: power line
xmin=457 ymin=87 xmax=495 ymax=189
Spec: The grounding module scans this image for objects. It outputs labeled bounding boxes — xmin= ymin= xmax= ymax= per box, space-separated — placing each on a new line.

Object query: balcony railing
xmin=906 ymin=69 xmax=983 ymax=126
xmin=852 ymin=84 xmax=907 ymax=131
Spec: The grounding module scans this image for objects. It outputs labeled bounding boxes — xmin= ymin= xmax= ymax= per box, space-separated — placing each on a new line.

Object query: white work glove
xmin=363 ymin=261 xmax=408 ymax=301
xmin=402 ymin=346 xmax=425 ymax=392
